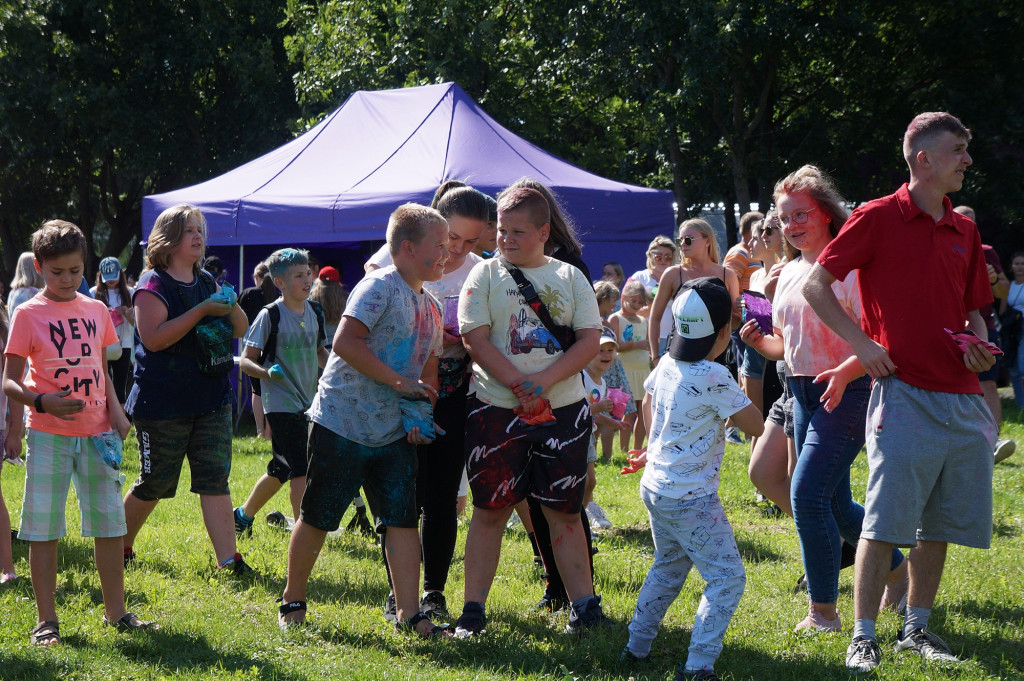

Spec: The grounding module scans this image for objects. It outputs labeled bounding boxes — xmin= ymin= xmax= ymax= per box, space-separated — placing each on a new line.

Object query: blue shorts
xmin=300 ymin=423 xmax=418 ymax=532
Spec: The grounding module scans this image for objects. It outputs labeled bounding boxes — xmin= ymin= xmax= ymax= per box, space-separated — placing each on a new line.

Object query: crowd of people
xmin=0 ymin=111 xmax=1016 ymax=679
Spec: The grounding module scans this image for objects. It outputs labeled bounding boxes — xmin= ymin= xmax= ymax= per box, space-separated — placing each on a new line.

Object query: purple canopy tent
xmin=142 ymin=82 xmax=675 ymax=287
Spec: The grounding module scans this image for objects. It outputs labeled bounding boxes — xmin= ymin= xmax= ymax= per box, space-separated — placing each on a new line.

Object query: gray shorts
xmin=862 ymin=376 xmax=995 ymax=549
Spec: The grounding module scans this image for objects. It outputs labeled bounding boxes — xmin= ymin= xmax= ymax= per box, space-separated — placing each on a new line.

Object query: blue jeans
xmin=789 ymin=375 xmax=902 ymax=604
xmin=1011 ymin=342 xmax=1024 ymax=408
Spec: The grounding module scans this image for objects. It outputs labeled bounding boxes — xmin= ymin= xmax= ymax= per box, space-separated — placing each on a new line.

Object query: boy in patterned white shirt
xmin=621 ymin=277 xmax=763 ymax=681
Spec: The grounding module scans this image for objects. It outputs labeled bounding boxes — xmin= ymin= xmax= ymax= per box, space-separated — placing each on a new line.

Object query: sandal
xmin=103 ymin=611 xmax=161 ymax=631
xmin=30 ymin=620 xmax=61 ymax=646
xmin=278 ymin=599 xmax=306 ymax=629
xmin=396 ymin=611 xmax=450 ymax=638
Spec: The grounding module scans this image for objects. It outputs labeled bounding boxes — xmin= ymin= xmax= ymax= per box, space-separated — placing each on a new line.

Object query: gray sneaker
xmin=894 ymin=628 xmax=961 ymax=663
xmin=994 ymin=438 xmax=1016 ymax=464
xmin=382 ymin=592 xmax=397 ymax=622
xmin=846 ymin=636 xmax=882 ymax=673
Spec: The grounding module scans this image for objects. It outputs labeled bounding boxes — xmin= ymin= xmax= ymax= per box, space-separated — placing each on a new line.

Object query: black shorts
xmin=464 ymin=396 xmax=591 ymax=514
xmin=265 ymin=411 xmax=310 ymax=482
xmin=300 ymin=423 xmax=418 ymax=532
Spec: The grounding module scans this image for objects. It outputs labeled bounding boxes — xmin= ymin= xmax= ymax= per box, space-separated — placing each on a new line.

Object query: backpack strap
xmin=258 ymin=302 xmax=281 ymax=367
xmin=308 ymin=300 xmax=327 ymax=346
xmin=497 ymin=257 xmax=564 ymax=341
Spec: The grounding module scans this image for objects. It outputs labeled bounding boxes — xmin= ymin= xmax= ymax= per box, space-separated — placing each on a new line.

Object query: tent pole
xmin=235 ymin=244 xmax=246 ymax=433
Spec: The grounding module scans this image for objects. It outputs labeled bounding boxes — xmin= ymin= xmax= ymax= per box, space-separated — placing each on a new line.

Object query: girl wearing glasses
xmin=647 ymin=219 xmax=740 ymax=366
xmin=740 ymin=165 xmax=906 ymax=633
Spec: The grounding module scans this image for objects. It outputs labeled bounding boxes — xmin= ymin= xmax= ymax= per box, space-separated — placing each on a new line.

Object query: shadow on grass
xmin=736 ymin=535 xmax=786 ymax=564
xmin=115 ymin=628 xmax=310 ymax=680
xmin=0 ymin=652 xmax=72 ymax=681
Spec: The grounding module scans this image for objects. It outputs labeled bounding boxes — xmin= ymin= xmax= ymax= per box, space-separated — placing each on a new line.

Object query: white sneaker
xmin=994 ymin=439 xmax=1016 ymax=464
xmin=587 ymin=502 xmax=612 ymax=529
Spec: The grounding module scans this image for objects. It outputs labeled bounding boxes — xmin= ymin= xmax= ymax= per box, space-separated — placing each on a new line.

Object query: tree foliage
xmin=0 ymin=0 xmax=297 ymax=276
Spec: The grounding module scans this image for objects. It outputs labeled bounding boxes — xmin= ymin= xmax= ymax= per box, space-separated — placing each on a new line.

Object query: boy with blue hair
xmin=621 ymin=277 xmax=763 ymax=681
xmin=235 ymin=248 xmax=329 ymax=534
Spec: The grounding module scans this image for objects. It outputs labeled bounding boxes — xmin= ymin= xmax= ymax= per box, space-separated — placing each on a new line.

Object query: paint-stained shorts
xmin=265 ymin=411 xmax=310 ymax=482
xmin=20 ymin=429 xmax=127 ymax=541
xmin=128 ymin=405 xmax=233 ymax=501
xmin=300 ymin=422 xmax=418 ymax=532
xmin=465 ymin=396 xmax=592 ymax=514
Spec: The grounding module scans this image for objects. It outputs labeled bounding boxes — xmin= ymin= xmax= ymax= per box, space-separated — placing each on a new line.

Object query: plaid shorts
xmin=19 ymin=429 xmax=127 ymax=541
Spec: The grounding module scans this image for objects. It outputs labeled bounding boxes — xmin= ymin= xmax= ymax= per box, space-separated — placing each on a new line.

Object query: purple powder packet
xmin=443 ymin=295 xmax=460 ymax=337
xmin=742 ymin=290 xmax=773 ymax=335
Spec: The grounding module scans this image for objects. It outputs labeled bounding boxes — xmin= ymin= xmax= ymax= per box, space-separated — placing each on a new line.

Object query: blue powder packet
xmin=399 ymin=397 xmax=436 ymax=440
xmin=90 ymin=430 xmax=123 ymax=470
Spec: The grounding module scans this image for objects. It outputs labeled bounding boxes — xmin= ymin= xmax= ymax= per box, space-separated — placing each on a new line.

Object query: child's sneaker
xmin=346 ymin=506 xmax=375 ymax=537
xmin=674 ymin=667 xmax=720 ymax=681
xmin=565 ymin=595 xmax=610 ymax=634
xmin=123 ymin=547 xmax=137 ymax=568
xmin=217 ymin=553 xmax=255 ymax=577
xmin=587 ymin=501 xmax=612 ymax=529
xmin=234 ymin=507 xmax=254 ymax=537
xmin=382 ymin=592 xmax=397 ymax=622
xmin=534 ymin=593 xmax=566 ymax=613
xmin=453 ymin=601 xmax=486 ymax=639
xmin=266 ymin=510 xmax=291 ymax=531
xmin=419 ymin=591 xmax=450 ymax=621
xmin=793 ymin=604 xmax=841 ymax=633
xmin=619 ymin=646 xmax=650 ymax=664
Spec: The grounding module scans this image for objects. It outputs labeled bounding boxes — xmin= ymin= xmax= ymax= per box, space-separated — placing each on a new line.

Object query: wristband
xmin=34 ymin=393 xmax=46 ymax=414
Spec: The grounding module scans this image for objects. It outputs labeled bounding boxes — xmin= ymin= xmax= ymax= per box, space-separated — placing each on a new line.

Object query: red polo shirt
xmin=818 ymin=184 xmax=992 ymax=394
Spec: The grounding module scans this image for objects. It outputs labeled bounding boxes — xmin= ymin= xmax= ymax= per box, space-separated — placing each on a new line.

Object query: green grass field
xmin=1 ymin=395 xmax=1022 ymax=680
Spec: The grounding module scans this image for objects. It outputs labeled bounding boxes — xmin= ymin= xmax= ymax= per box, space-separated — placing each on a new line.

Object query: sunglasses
xmin=677 ymin=234 xmax=706 ymax=246
xmin=761 ymin=225 xmax=777 ymax=236
xmin=650 ymin=251 xmax=674 ymax=262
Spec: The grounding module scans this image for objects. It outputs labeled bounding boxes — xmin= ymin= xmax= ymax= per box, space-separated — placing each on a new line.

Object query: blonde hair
xmin=645 ymin=235 xmax=678 ymax=270
xmin=146 ymin=204 xmax=207 ymax=274
xmin=593 ymin=280 xmax=620 ymax=304
xmin=386 ymin=203 xmax=447 ymax=256
xmin=10 ymin=251 xmax=42 ymax=290
xmin=621 ymin=279 xmax=650 ymax=304
xmin=678 ymin=218 xmax=721 ymax=264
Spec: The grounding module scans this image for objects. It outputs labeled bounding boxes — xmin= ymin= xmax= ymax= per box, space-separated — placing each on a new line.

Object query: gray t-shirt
xmin=244 ymin=300 xmax=327 ymax=413
xmin=307 ymin=266 xmax=442 ymax=446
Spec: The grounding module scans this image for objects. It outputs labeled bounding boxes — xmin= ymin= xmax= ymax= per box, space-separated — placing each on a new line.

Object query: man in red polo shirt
xmin=801 ymin=112 xmax=996 ymax=674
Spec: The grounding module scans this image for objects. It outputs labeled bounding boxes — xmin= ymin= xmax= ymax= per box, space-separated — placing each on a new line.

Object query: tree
xmin=0 ymin=0 xmax=299 ymax=277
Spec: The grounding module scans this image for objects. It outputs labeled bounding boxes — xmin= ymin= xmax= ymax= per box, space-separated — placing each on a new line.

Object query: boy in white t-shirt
xmin=621 ymin=277 xmax=763 ymax=681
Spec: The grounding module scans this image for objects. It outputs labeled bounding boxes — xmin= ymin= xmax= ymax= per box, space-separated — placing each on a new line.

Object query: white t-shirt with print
xmin=642 ymin=356 xmax=750 ymax=499
xmin=459 ymin=257 xmax=603 ymax=409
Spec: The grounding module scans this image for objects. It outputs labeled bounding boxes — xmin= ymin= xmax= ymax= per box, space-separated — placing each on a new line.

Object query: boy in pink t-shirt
xmin=2 ymin=220 xmax=157 ymax=646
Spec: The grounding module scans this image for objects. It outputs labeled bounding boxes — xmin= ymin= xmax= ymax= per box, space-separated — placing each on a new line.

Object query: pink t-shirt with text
xmin=5 ymin=293 xmax=117 ymax=437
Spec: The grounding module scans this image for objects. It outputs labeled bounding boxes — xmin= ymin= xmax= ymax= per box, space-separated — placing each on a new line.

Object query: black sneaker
xmin=123 ymin=547 xmax=137 ymax=569
xmin=266 ymin=510 xmax=291 ymax=530
xmin=565 ymin=595 xmax=610 ymax=634
xmin=347 ymin=506 xmax=375 ymax=537
xmin=218 ymin=553 xmax=255 ymax=577
xmin=846 ymin=636 xmax=882 ymax=673
xmin=674 ymin=668 xmax=720 ymax=681
xmin=619 ymin=646 xmax=650 ymax=664
xmin=454 ymin=601 xmax=486 ymax=639
xmin=534 ymin=593 xmax=566 ymax=613
xmin=419 ymin=591 xmax=450 ymax=621
xmin=382 ymin=592 xmax=397 ymax=622
xmin=234 ymin=507 xmax=253 ymax=538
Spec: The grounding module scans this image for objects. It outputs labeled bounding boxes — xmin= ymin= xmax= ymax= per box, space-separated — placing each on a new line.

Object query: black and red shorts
xmin=464 ymin=396 xmax=591 ymax=514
